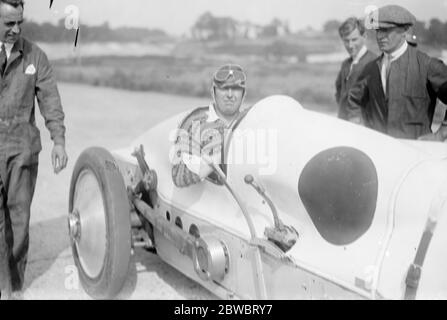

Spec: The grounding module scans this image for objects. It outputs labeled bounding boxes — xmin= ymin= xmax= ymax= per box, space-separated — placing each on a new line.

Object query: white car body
xmin=107 ymin=95 xmax=447 ymax=300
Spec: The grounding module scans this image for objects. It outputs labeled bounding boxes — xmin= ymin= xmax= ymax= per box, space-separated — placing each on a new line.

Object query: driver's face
xmin=214 ymin=86 xmax=244 ymax=119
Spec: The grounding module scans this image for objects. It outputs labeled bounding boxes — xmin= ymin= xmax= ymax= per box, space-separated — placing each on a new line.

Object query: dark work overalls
xmin=0 ymin=37 xmax=65 ymax=294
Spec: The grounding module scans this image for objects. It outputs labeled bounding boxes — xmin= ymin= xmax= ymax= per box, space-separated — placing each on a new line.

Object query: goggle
xmin=213 ymin=67 xmax=246 ymax=88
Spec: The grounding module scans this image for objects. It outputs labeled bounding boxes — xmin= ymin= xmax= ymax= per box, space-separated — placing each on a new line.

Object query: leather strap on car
xmin=404 ymin=178 xmax=447 ymax=300
xmin=404 ymin=218 xmax=436 ymax=300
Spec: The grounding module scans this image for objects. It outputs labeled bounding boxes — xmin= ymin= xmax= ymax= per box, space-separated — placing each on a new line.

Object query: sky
xmin=26 ymin=0 xmax=447 ymax=35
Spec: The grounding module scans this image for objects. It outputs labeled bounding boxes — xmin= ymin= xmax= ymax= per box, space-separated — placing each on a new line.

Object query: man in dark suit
xmin=348 ymin=5 xmax=447 ymax=140
xmin=335 ymin=17 xmax=376 ymax=120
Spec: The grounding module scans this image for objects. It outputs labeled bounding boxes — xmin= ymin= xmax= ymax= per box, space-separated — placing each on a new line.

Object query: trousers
xmin=0 ymin=153 xmax=38 ymax=293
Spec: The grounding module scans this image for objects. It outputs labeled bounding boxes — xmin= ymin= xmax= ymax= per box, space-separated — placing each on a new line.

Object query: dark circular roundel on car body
xmin=298 ymin=147 xmax=378 ymax=246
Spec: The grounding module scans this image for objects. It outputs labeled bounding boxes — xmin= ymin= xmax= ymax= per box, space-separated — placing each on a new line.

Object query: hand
xmin=418 ymin=127 xmax=447 ymax=142
xmin=348 ymin=116 xmax=363 ymax=126
xmin=52 ymin=144 xmax=68 ymax=174
xmin=418 ymin=133 xmax=440 ymax=141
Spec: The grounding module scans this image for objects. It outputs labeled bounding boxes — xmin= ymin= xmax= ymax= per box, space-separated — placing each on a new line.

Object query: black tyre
xmin=68 ymin=147 xmax=131 ymax=299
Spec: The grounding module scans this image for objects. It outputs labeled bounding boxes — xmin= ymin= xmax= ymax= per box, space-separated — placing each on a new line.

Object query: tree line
xmin=21 ymin=15 xmax=447 ymax=47
xmin=21 ymin=19 xmax=167 ymax=43
xmin=190 ymin=12 xmax=291 ymax=41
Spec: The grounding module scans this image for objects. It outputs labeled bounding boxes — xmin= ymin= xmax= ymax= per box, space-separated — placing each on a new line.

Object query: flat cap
xmin=369 ymin=5 xmax=416 ymax=29
xmin=213 ymin=64 xmax=246 ymax=89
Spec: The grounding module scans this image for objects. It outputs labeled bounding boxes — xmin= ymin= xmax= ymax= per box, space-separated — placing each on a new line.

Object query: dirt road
xmin=25 ymin=82 xmax=217 ymax=299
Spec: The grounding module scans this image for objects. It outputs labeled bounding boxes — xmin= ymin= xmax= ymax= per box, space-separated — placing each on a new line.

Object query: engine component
xmin=193 ymin=235 xmax=230 ymax=282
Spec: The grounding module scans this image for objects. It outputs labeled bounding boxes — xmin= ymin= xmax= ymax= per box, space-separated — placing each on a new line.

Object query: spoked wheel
xmin=68 ymin=147 xmax=131 ymax=299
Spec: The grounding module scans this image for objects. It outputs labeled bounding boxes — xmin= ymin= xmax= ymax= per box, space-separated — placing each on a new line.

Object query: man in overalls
xmin=0 ymin=0 xmax=68 ymax=299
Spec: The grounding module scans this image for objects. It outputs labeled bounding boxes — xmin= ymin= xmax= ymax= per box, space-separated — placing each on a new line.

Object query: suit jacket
xmin=335 ymin=50 xmax=377 ymax=120
xmin=348 ymin=45 xmax=447 ymax=139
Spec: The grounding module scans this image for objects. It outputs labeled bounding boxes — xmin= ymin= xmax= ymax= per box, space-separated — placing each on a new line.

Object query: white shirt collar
xmin=384 ymin=41 xmax=408 ymax=63
xmin=0 ymin=41 xmax=14 ymax=59
xmin=207 ymin=103 xmax=220 ymax=122
xmin=208 ymin=102 xmax=242 ymax=126
xmin=352 ymin=45 xmax=368 ymax=65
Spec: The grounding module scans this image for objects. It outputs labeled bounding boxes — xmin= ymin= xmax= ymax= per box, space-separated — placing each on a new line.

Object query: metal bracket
xmin=405 ymin=263 xmax=422 ymax=289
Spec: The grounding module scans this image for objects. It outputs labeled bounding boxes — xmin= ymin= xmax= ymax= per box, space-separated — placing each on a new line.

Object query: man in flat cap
xmin=348 ymin=5 xmax=447 ymax=140
xmin=172 ymin=64 xmax=247 ymax=187
xmin=335 ymin=17 xmax=377 ymax=120
xmin=0 ymin=0 xmax=68 ymax=299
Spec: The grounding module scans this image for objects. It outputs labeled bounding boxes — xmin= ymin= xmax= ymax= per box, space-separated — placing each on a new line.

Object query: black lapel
xmin=5 ymin=37 xmax=24 ymax=74
xmin=374 ymin=54 xmax=389 ymax=121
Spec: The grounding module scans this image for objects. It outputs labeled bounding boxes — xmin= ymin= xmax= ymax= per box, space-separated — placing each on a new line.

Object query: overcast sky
xmin=26 ymin=0 xmax=447 ymax=35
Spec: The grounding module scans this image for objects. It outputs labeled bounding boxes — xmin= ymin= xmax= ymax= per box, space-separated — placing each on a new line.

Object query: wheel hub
xmin=68 ymin=209 xmax=82 ymax=243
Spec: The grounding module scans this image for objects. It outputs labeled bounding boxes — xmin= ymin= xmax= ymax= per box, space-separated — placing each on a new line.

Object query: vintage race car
xmin=67 ymin=95 xmax=447 ymax=300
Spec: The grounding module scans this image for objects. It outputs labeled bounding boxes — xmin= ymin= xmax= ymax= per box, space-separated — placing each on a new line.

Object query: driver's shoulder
xmin=179 ymin=106 xmax=210 ymax=130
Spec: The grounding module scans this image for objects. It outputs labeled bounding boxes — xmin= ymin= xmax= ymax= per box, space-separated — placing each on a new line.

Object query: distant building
xmin=268 ymin=18 xmax=290 ymax=37
xmin=237 ymin=22 xmax=263 ymax=40
xmin=190 ymin=12 xmax=290 ymax=41
xmin=191 ymin=12 xmax=237 ymax=41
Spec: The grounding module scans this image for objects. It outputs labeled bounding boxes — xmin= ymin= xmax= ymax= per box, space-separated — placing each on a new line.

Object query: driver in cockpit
xmin=172 ymin=64 xmax=247 ymax=187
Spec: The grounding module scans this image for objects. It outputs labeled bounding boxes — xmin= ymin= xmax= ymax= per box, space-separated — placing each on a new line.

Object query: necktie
xmin=347 ymin=60 xmax=356 ymax=80
xmin=0 ymin=44 xmax=7 ymax=77
xmin=381 ymin=54 xmax=392 ymax=95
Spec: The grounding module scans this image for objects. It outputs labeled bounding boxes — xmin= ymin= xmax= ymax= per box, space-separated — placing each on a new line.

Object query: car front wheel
xmin=68 ymin=147 xmax=131 ymax=299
